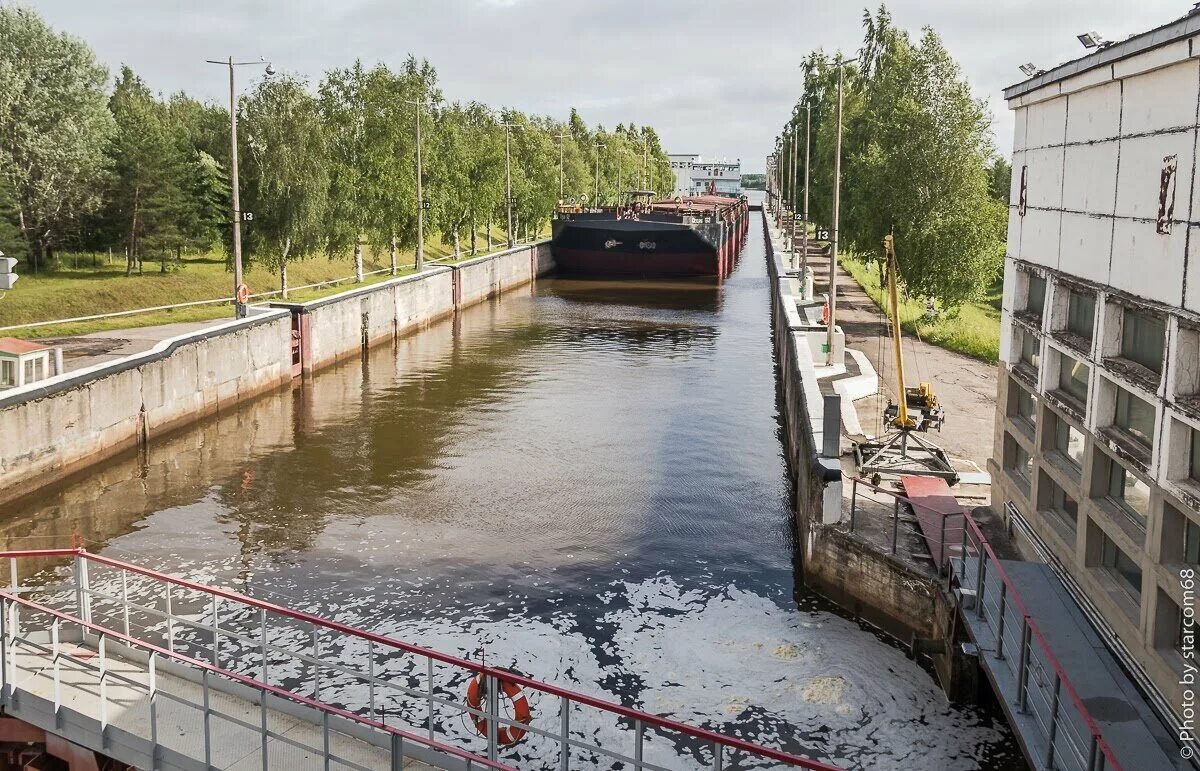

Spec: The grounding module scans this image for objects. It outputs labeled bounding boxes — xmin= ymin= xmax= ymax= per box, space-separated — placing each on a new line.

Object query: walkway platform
xmin=0 ymin=548 xmax=836 ymax=771
xmin=956 ymin=524 xmax=1184 ymax=770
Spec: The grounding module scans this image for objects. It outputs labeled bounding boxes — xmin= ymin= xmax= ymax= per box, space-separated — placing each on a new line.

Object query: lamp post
xmin=827 ymin=58 xmax=845 ymax=367
xmin=594 ymin=143 xmax=606 ymax=206
xmin=554 ymin=133 xmax=566 ymax=201
xmin=790 ymin=106 xmax=799 ymax=264
xmin=206 ymin=56 xmax=273 ymax=318
xmin=499 ymin=120 xmax=518 ymax=248
xmin=406 ymin=97 xmax=428 ymax=271
xmin=799 ymin=102 xmax=812 ymax=285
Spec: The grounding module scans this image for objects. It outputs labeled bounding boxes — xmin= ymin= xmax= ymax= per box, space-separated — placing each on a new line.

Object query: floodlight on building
xmin=1018 ymin=63 xmax=1042 ymax=77
xmin=1077 ymin=31 xmax=1107 ymax=49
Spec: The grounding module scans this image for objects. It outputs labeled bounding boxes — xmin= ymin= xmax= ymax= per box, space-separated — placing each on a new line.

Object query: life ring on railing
xmin=822 ymin=301 xmax=830 ymax=326
xmin=465 ymin=673 xmax=532 ymax=746
xmin=236 ymin=283 xmax=250 ymax=304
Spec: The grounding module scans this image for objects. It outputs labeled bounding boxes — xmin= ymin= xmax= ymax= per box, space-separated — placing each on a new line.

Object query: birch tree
xmin=241 ymin=75 xmax=330 ymax=299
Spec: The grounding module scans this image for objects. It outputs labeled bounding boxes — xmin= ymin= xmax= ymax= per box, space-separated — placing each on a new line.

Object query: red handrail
xmin=845 ymin=481 xmax=1123 ymax=769
xmin=2 ymin=548 xmax=839 ymax=770
xmin=0 ymin=589 xmax=514 ymax=770
xmin=959 ymin=516 xmax=1122 ymax=770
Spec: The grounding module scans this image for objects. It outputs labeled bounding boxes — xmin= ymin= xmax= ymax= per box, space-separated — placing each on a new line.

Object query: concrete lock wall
xmin=0 ymin=310 xmax=295 ymax=506
xmin=280 ymin=241 xmax=552 ymax=374
xmin=0 ymin=241 xmax=554 ymax=506
xmin=762 ymin=209 xmax=939 ymax=641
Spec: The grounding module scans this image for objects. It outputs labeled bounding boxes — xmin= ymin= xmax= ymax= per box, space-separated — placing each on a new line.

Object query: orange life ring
xmin=465 ymin=673 xmax=532 ymax=746
xmin=822 ymin=302 xmax=830 ymax=325
xmin=236 ymin=283 xmax=250 ymax=304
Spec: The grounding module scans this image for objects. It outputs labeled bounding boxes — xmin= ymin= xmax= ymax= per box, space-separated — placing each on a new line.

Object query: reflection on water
xmin=1 ymin=218 xmax=1020 ymax=769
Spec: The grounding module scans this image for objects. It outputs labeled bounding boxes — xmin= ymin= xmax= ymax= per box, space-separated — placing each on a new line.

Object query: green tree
xmin=241 ymin=74 xmax=330 ymax=298
xmin=106 ymin=66 xmax=193 ymax=275
xmin=0 ymin=6 xmax=115 ymax=271
xmin=789 ymin=6 xmax=1004 ymax=309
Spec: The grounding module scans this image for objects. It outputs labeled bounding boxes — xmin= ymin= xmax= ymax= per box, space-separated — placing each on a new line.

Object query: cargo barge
xmin=551 ymin=192 xmax=749 ymax=278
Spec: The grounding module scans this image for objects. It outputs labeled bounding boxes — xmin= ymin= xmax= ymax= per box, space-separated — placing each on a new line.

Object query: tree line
xmin=0 ymin=7 xmax=676 ymax=296
xmin=774 ymin=6 xmax=1010 ymax=309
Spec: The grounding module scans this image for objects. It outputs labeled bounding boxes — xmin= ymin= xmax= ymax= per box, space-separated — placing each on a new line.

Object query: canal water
xmin=3 ymin=214 xmax=1021 ymax=769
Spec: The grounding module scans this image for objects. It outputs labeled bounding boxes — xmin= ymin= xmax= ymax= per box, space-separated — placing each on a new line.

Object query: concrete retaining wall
xmin=0 ymin=240 xmax=554 ymax=505
xmin=277 ymin=242 xmax=551 ymax=374
xmin=763 ymin=208 xmax=939 ymax=642
xmin=0 ymin=309 xmax=295 ymax=506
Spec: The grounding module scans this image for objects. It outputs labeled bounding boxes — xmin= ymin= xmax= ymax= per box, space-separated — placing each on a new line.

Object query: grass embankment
xmin=0 ymin=226 xmax=540 ymax=340
xmin=840 ymin=255 xmax=1001 ymax=362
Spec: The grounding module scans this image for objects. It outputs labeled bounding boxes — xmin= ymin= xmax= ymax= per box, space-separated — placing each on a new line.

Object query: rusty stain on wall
xmin=1157 ymin=154 xmax=1177 ymax=235
xmin=1018 ymin=165 xmax=1028 ymax=217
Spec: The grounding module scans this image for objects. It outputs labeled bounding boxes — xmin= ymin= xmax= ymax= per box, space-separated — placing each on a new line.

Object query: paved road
xmin=42 ymin=320 xmax=227 ymax=373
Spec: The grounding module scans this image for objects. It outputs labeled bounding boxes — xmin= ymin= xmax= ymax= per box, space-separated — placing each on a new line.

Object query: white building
xmin=667 ymin=154 xmax=742 ymax=197
xmin=992 ymin=7 xmax=1200 ymax=716
xmin=0 ymin=337 xmax=55 ymax=389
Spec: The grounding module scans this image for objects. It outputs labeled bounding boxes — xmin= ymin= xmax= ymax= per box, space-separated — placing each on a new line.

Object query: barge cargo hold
xmin=551 ymin=193 xmax=749 ymax=278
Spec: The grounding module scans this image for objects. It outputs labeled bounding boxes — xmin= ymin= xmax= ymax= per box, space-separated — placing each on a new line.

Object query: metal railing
xmin=0 ymin=549 xmax=838 ymax=771
xmin=953 ymin=519 xmax=1123 ymax=771
xmin=846 ymin=477 xmax=965 ymax=570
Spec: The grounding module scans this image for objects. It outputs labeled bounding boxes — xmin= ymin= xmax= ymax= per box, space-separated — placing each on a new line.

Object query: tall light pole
xmin=554 ymin=133 xmax=566 ymax=200
xmin=790 ymin=107 xmax=799 ymax=263
xmin=206 ymin=56 xmax=273 ymax=318
xmin=406 ymin=97 xmax=428 ymax=271
xmin=641 ymin=137 xmax=649 ymax=191
xmin=827 ymin=59 xmax=845 ymax=367
xmin=799 ymin=103 xmax=812 ymax=285
xmin=594 ymin=143 xmax=606 ymax=206
xmin=499 ymin=120 xmax=517 ymax=248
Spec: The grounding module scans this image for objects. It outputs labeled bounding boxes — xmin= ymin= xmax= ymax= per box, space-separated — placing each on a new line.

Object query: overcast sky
xmin=23 ymin=0 xmax=1193 ymax=172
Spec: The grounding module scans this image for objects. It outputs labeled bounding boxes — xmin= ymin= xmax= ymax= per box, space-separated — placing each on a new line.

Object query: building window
xmin=1185 ymin=513 xmax=1200 ymax=565
xmin=1190 ymin=428 xmax=1200 ymax=484
xmin=1099 ymin=455 xmax=1150 ymax=528
xmin=1058 ymin=355 xmax=1090 ymax=406
xmin=1066 ymin=289 xmax=1095 ymax=342
xmin=1113 ymin=386 xmax=1155 ymax=449
xmin=1014 ymin=386 xmax=1037 ymax=427
xmin=1121 ymin=309 xmax=1165 ymax=375
xmin=1005 ymin=434 xmax=1032 ymax=485
xmin=1039 ymin=473 xmax=1078 ymax=533
xmin=0 ymin=359 xmax=13 ymax=387
xmin=1053 ymin=414 xmax=1085 ymax=469
xmin=1099 ymin=531 xmax=1142 ymax=601
xmin=1026 ymin=274 xmax=1047 ymax=319
xmin=1019 ymin=330 xmax=1040 ymax=368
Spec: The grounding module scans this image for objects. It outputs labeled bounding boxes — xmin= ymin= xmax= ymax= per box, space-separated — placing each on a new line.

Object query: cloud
xmin=26 ymin=0 xmax=1190 ymax=172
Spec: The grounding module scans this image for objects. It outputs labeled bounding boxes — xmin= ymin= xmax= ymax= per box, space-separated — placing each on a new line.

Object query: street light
xmin=206 ymin=56 xmax=272 ymax=318
xmin=554 ymin=133 xmax=566 ymax=201
xmin=498 ymin=119 xmax=520 ymax=248
xmin=405 ymin=96 xmax=429 ymax=271
xmin=594 ymin=143 xmax=606 ymax=206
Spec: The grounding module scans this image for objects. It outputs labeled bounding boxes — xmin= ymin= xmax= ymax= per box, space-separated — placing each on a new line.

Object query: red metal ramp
xmin=900 ymin=474 xmax=964 ymax=565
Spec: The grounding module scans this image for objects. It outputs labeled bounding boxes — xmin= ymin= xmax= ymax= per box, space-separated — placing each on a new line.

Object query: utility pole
xmin=594 ymin=143 xmax=605 ymax=205
xmin=827 ymin=59 xmax=844 ymax=367
xmin=501 ymin=121 xmax=515 ymax=248
xmin=641 ymin=137 xmax=649 ymax=190
xmin=790 ymin=109 xmax=799 ymax=265
xmin=206 ymin=56 xmax=272 ymax=318
xmin=554 ymin=133 xmax=566 ymax=200
xmin=800 ymin=103 xmax=812 ymax=287
xmin=407 ymin=97 xmax=426 ymax=271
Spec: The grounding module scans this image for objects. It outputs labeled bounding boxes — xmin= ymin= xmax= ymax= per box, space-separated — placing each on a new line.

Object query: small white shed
xmin=0 ymin=337 xmax=54 ymax=389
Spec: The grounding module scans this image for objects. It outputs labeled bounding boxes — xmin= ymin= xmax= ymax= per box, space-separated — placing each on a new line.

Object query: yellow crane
xmin=881 ymin=233 xmax=943 ymax=432
xmin=853 ymin=232 xmax=957 ymax=483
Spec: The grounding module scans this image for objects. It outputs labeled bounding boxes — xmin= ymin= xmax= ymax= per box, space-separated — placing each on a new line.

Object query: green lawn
xmin=840 ymin=255 xmax=1002 ymax=362
xmin=0 ymin=226 xmax=537 ymax=340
